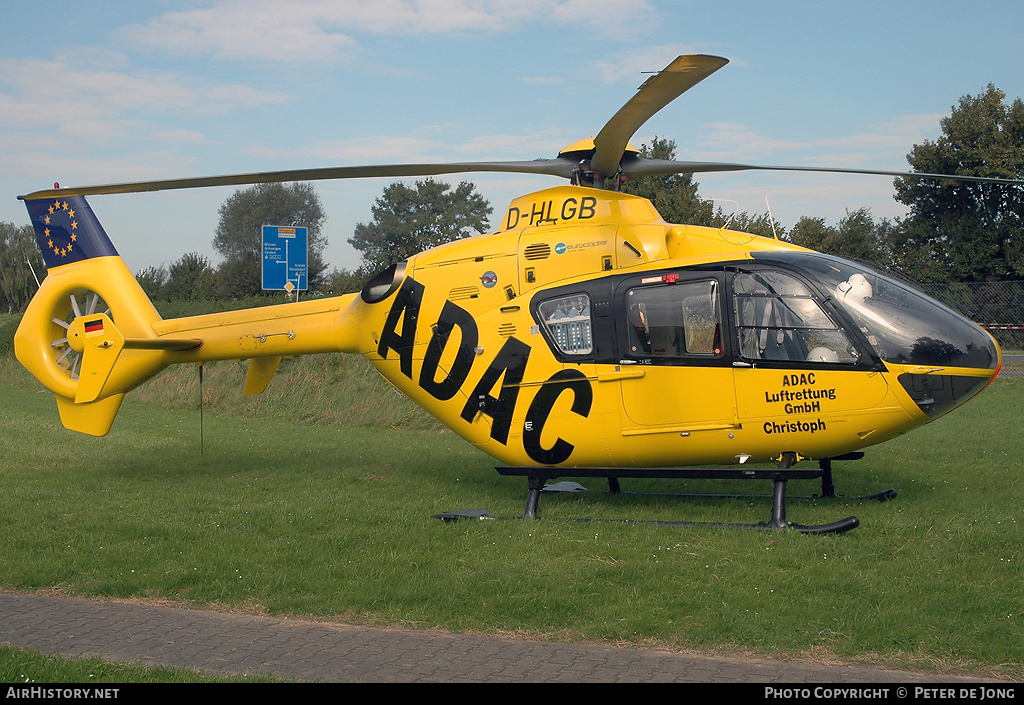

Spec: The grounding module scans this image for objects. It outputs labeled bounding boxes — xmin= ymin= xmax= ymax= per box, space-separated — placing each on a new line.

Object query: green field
xmin=0 ymin=644 xmax=282 ymax=683
xmin=0 ymin=349 xmax=1022 ymax=680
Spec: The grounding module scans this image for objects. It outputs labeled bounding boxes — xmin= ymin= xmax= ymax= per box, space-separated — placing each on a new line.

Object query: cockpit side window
xmin=537 ymin=294 xmax=593 ymax=355
xmin=626 ymin=279 xmax=723 ymax=358
xmin=733 ymin=270 xmax=860 ymax=364
xmin=748 ymin=251 xmax=999 ymax=371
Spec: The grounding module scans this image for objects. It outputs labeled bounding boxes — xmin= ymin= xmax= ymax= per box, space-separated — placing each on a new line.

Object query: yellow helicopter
xmin=14 ymin=55 xmax=1019 ymax=533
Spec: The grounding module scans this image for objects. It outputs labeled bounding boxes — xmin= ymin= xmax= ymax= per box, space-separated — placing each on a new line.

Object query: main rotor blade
xmin=18 ymin=159 xmax=578 ymax=201
xmin=623 ymin=158 xmax=1024 ymax=186
xmin=590 ymin=54 xmax=729 ymax=179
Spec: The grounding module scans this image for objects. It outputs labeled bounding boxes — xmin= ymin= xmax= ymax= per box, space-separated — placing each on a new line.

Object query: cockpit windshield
xmin=751 ymin=252 xmax=998 ymax=371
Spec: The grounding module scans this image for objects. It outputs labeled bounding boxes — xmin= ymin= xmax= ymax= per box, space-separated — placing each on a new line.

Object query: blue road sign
xmin=262 ymin=225 xmax=308 ymax=291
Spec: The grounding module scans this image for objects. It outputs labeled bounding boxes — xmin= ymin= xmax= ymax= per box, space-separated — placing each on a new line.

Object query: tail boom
xmin=18 ymin=270 xmax=363 ymax=435
xmin=16 ymin=193 xmax=365 ymax=436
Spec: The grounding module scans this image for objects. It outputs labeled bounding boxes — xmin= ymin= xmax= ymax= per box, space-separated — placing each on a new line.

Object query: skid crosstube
xmin=494 ymin=456 xmax=862 ymax=534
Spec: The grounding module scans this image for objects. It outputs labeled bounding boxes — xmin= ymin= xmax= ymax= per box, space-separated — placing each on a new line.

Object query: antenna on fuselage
xmin=765 ymin=195 xmax=779 ymax=240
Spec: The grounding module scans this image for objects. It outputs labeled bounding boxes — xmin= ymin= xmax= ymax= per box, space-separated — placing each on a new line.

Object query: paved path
xmin=0 ymin=593 xmax=1007 ymax=683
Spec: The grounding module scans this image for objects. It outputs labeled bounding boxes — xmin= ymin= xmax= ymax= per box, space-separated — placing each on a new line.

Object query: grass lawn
xmin=0 ymin=356 xmax=1021 ymax=679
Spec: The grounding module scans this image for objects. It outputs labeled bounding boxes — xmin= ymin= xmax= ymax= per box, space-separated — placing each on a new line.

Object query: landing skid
xmin=435 ymin=453 xmax=889 ymax=535
xmin=817 ymin=453 xmax=897 ymax=501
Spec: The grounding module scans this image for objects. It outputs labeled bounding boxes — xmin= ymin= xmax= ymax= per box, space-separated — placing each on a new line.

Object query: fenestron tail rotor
xmin=50 ymin=290 xmax=111 ymax=382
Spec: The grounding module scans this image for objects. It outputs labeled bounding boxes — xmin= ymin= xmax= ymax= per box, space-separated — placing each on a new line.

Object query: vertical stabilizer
xmin=23 ymin=195 xmax=119 ymax=269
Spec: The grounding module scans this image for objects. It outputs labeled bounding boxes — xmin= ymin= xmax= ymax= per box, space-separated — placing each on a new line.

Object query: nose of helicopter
xmin=756 ymin=251 xmax=1003 ymax=420
xmin=892 ymin=339 xmax=1000 ymax=419
xmin=888 ymin=322 xmax=1001 ymax=419
xmin=828 ymin=263 xmax=1001 ymax=419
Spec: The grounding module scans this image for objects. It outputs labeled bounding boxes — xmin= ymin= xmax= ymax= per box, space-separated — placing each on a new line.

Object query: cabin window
xmin=733 ymin=270 xmax=859 ymax=363
xmin=626 ymin=279 xmax=723 ymax=358
xmin=537 ymin=294 xmax=593 ymax=355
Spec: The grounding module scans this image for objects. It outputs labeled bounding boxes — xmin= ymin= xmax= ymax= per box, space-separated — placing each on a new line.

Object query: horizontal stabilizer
xmin=123 ymin=338 xmax=202 ymax=351
xmin=70 ymin=313 xmax=202 ymax=404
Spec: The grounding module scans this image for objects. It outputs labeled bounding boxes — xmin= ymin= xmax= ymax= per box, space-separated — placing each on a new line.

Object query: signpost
xmin=262 ymin=225 xmax=308 ymax=297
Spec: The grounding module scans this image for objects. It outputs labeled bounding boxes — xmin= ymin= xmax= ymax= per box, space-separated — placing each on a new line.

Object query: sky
xmin=2 ymin=0 xmax=1023 ymax=276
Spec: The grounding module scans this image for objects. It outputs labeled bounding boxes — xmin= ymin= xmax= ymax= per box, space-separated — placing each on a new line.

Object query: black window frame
xmin=613 ymin=269 xmax=734 ymax=368
xmin=529 ymin=276 xmax=616 ymax=364
xmin=529 ymin=261 xmax=881 ymax=371
xmin=726 ymin=262 xmax=879 ymax=371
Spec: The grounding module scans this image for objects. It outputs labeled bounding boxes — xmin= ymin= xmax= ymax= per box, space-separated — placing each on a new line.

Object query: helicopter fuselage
xmin=342 ymin=185 xmax=1001 ymax=468
xmin=16 ymin=185 xmax=999 ymax=468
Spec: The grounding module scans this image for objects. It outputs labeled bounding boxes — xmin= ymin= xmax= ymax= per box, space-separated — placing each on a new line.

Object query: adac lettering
xmin=504 ymin=196 xmax=597 ymax=230
xmin=418 ymin=300 xmax=477 ymax=401
xmin=376 ymin=277 xmax=423 ymax=380
xmin=763 ymin=372 xmax=838 ymax=418
xmin=760 ymin=372 xmax=840 ymax=434
xmin=459 ymin=336 xmax=530 ymax=445
xmin=377 ymin=276 xmax=594 ymax=463
xmin=523 ymin=369 xmax=593 ymax=465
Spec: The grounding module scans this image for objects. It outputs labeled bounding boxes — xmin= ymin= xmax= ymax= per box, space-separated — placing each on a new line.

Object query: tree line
xmin=624 ymin=83 xmax=1024 ymax=283
xmin=1 ymin=83 xmax=1021 ymax=314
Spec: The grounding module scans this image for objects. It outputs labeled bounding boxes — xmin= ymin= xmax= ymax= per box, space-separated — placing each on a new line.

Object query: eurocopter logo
xmin=555 ymin=240 xmax=607 ymax=255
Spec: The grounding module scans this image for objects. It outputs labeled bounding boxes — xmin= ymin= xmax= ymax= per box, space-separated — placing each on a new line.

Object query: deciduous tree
xmin=165 ymin=252 xmax=216 ymax=301
xmin=787 ymin=208 xmax=890 ymax=264
xmin=621 ymin=137 xmax=715 ymax=226
xmin=135 ymin=265 xmax=168 ymax=300
xmin=0 ymin=222 xmax=45 ymax=314
xmin=349 ymin=179 xmax=492 ymax=273
xmin=895 ymin=85 xmax=1024 ymax=281
xmin=213 ymin=183 xmax=327 ymax=297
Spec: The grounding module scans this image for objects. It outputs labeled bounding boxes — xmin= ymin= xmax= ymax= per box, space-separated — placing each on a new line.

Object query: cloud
xmin=117 ymin=0 xmax=656 ymax=62
xmin=587 ymin=44 xmax=729 ymax=85
xmin=0 ymin=58 xmax=191 ymax=129
xmin=693 ymin=114 xmax=944 ymax=168
xmin=695 ymin=122 xmax=803 ymax=161
xmin=243 ymin=134 xmax=446 ymax=165
xmin=0 ymin=56 xmax=289 ymax=147
xmin=153 ymin=129 xmax=207 ymax=145
xmin=119 ymin=2 xmax=360 ymax=62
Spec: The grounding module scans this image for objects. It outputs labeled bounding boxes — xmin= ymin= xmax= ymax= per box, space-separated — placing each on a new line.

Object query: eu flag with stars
xmin=23 ymin=195 xmax=118 ymax=270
